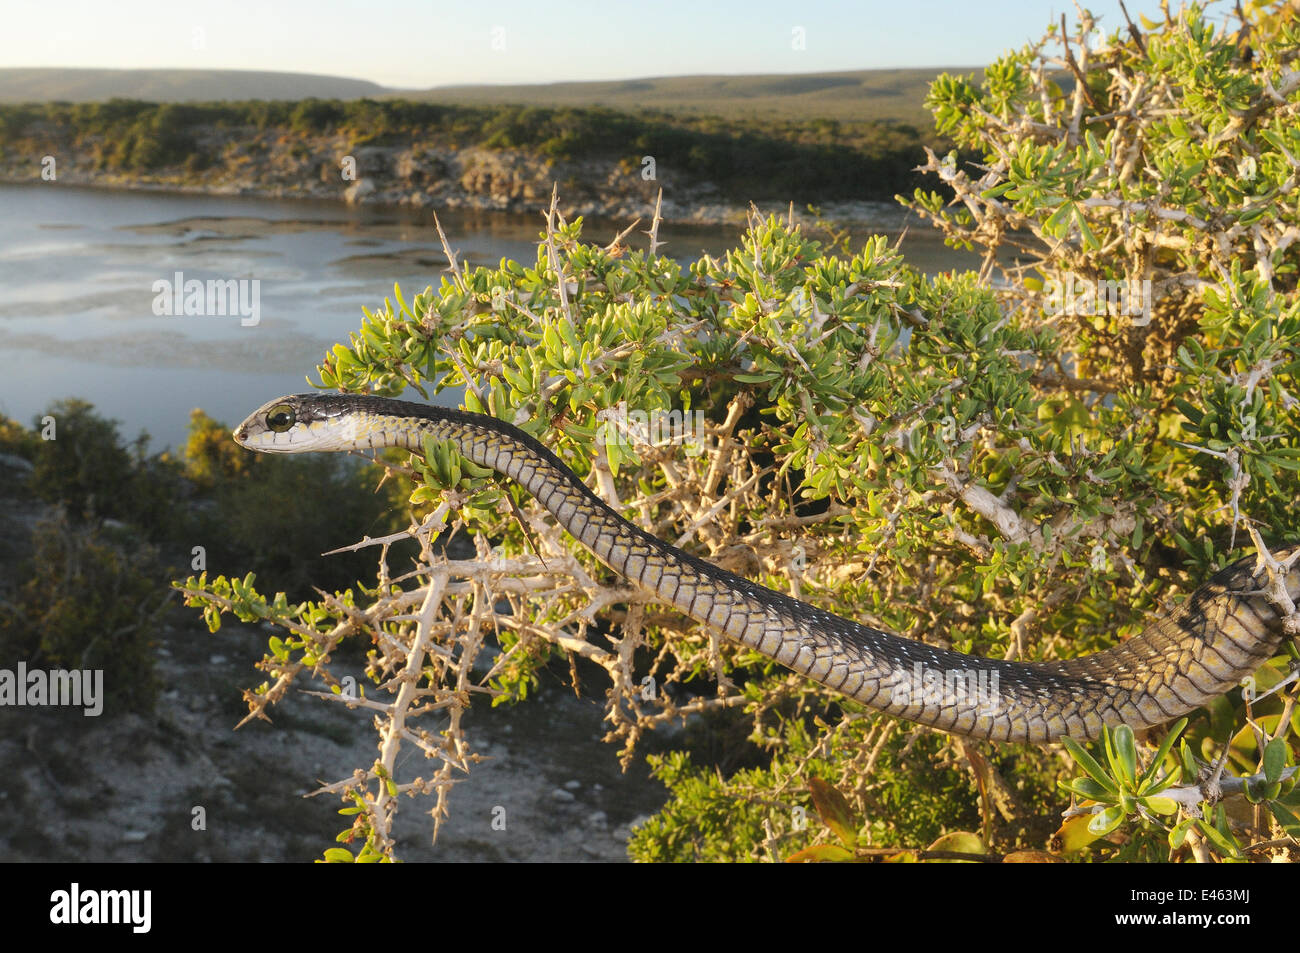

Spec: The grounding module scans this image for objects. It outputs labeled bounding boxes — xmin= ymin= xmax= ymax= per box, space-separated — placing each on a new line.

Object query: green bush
xmin=23 ymin=398 xmax=187 ymax=539
xmin=0 ymin=413 xmax=40 ymax=462
xmin=0 ymin=516 xmax=165 ymax=715
xmin=28 ymin=398 xmax=139 ymax=523
xmin=290 ymin=97 xmax=345 ymax=134
xmin=0 ymin=395 xmax=427 ymax=724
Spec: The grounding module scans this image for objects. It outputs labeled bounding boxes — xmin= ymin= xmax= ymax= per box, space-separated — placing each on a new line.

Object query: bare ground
xmin=0 ymin=609 xmax=669 ymax=863
xmin=0 ymin=456 xmax=669 ymax=863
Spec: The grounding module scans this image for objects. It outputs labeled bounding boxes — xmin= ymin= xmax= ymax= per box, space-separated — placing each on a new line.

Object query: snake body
xmin=234 ymin=393 xmax=1299 ymax=743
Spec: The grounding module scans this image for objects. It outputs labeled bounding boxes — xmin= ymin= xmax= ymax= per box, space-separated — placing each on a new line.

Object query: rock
xmin=456 ymin=149 xmax=549 ymax=206
xmin=353 ymin=146 xmax=391 ymax=175
xmin=344 ymin=179 xmax=375 ymax=204
xmin=396 ymin=151 xmax=429 ymax=184
xmin=551 ymin=788 xmax=576 ymax=803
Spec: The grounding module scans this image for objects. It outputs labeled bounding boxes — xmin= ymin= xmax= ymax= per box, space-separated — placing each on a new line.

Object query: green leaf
xmin=1147 ymin=719 xmax=1187 ymax=778
xmin=1269 ymin=801 xmax=1300 ymax=838
xmin=808 ymin=778 xmax=859 ymax=849
xmin=1062 ymin=777 xmax=1112 ymax=800
xmin=1141 ymin=795 xmax=1178 ymax=816
xmin=1109 ymin=725 xmax=1139 ymax=788
xmin=1075 ymin=209 xmax=1099 ymax=251
xmin=786 ymin=843 xmax=855 ymax=863
xmin=1263 ymin=735 xmax=1288 ymax=784
xmin=1062 ymin=737 xmax=1119 ymax=795
xmin=1195 ymin=814 xmax=1241 ymax=858
xmin=925 ymin=831 xmax=987 ymax=857
xmin=1044 ymin=201 xmax=1075 ymax=234
xmin=1087 ymin=804 xmax=1126 ymax=836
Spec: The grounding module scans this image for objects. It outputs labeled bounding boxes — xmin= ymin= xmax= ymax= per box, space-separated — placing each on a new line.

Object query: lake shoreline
xmin=0 ymin=100 xmax=924 ymax=230
xmin=0 ymin=164 xmax=908 ymax=231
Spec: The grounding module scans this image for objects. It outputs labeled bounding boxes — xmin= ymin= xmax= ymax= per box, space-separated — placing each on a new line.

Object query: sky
xmin=2 ymin=0 xmax=1214 ymax=89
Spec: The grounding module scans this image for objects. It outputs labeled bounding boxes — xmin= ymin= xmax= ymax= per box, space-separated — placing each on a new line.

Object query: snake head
xmin=234 ymin=393 xmax=420 ymax=453
xmin=233 ymin=394 xmax=328 ymax=452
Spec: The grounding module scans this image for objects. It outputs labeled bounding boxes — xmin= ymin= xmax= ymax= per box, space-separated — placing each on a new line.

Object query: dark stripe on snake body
xmin=233 ymin=393 xmax=1297 ymax=742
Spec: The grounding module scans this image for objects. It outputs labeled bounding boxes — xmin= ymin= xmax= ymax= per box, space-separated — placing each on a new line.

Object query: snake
xmin=233 ymin=392 xmax=1300 ymax=743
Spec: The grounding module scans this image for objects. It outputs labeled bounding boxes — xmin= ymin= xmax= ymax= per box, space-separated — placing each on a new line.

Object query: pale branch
xmin=320 ymin=501 xmax=450 ymax=555
xmin=442 ymin=344 xmax=489 ymax=408
xmin=603 ymin=216 xmax=642 ymax=255
xmin=590 ymin=438 xmax=622 ymax=508
xmin=645 ymin=188 xmax=665 ymax=256
xmin=1124 ymin=765 xmax=1299 ymax=814
xmin=629 ymin=691 xmax=752 ymax=731
xmin=672 ymin=468 xmax=763 ymax=548
xmin=1245 ymin=527 xmax=1300 ymax=638
xmin=369 ymin=572 xmax=449 ymax=850
xmin=702 ymin=393 xmax=748 ymax=499
xmin=431 ymin=211 xmax=466 ymax=292
xmin=544 ymin=184 xmax=576 ymax=329
xmin=933 ymin=462 xmax=1038 ymax=548
xmin=491 ymin=615 xmax=620 ymax=673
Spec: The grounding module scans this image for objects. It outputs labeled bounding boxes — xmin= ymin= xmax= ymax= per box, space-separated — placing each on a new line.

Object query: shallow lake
xmin=0 ymin=181 xmax=979 ymax=450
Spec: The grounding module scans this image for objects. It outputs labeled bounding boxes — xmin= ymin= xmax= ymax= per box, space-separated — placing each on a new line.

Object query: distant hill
xmin=0 ymin=67 xmax=972 ymax=125
xmin=399 ymin=69 xmax=966 ymax=125
xmin=0 ymin=69 xmax=389 ymax=104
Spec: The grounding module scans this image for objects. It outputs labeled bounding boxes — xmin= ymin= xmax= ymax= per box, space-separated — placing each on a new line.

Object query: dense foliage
xmin=0 ymin=402 xmax=174 ymax=714
xmin=0 ymin=402 xmax=408 ymax=716
xmin=0 ymin=97 xmax=933 ymax=202
xmin=174 ymin=2 xmax=1300 ymax=862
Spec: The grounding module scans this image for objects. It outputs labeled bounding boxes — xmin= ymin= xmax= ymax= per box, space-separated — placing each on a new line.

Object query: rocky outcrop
xmin=0 ymin=125 xmax=901 ymax=227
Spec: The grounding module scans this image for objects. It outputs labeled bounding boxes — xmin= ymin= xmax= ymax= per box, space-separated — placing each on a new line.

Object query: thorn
xmin=501 ymin=481 xmax=548 ymax=570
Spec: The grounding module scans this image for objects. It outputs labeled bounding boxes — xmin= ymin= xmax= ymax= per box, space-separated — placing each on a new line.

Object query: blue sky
xmin=5 ymin=1 xmax=1207 ymax=88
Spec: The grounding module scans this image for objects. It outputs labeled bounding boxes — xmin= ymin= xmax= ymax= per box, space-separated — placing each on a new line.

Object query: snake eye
xmin=266 ymin=404 xmax=296 ymax=433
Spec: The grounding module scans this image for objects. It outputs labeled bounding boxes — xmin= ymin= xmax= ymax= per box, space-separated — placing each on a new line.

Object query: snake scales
xmin=234 ymin=393 xmax=1300 ymax=743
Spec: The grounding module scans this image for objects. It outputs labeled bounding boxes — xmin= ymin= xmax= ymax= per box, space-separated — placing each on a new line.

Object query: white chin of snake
xmin=232 ymin=422 xmax=302 ymax=453
xmin=234 ymin=415 xmax=374 ymax=454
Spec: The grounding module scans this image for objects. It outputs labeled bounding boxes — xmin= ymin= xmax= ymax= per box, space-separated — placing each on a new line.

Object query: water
xmin=0 ymin=182 xmax=978 ymax=451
